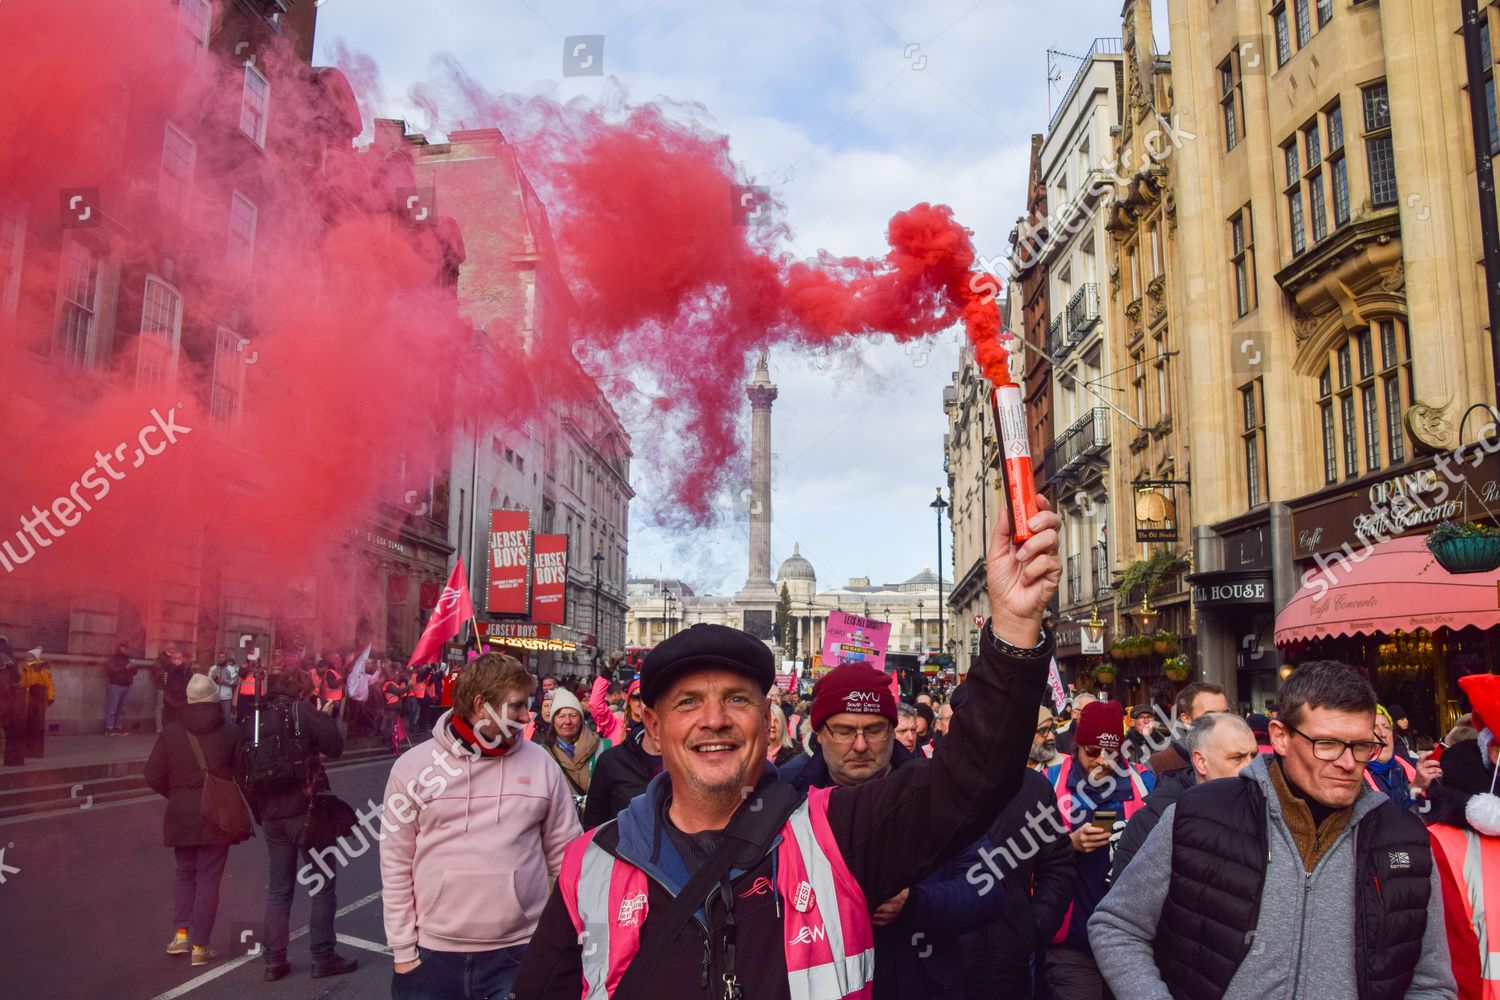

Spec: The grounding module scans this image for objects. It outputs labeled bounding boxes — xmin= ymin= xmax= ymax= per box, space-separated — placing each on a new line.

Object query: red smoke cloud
xmin=0 ymin=1 xmax=1006 ymax=622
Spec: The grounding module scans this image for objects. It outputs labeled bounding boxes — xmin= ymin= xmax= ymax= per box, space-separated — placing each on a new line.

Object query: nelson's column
xmin=734 ymin=350 xmax=780 ymax=639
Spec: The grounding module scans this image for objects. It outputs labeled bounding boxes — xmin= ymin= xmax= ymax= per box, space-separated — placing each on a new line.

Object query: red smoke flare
xmin=0 ymin=2 xmax=1007 ymax=625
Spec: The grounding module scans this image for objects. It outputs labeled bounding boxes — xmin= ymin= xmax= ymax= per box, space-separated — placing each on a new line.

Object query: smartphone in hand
xmin=1091 ymin=809 xmax=1118 ymax=834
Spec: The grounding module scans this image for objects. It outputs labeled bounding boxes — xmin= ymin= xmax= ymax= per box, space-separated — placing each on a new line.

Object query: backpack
xmin=235 ymin=696 xmax=310 ymax=807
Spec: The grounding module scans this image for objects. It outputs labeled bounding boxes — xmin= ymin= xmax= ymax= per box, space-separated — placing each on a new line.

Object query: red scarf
xmin=449 ymin=714 xmax=520 ymax=758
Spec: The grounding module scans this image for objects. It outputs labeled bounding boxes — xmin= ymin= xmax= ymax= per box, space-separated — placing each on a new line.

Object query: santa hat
xmin=1457 ymin=674 xmax=1500 ymax=836
xmin=811 ymin=662 xmax=897 ymax=732
xmin=1074 ymin=699 xmax=1125 ymax=752
xmin=1461 ymin=673 xmax=1500 ymax=734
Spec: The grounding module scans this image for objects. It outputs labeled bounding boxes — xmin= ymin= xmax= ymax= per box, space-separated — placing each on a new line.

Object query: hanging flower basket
xmin=1109 ymin=642 xmax=1127 ymax=662
xmin=1152 ymin=630 xmax=1178 ymax=655
xmin=1427 ymin=521 xmax=1500 ymax=574
xmin=1093 ymin=665 xmax=1117 ymax=685
xmin=1162 ymin=654 xmax=1191 ymax=683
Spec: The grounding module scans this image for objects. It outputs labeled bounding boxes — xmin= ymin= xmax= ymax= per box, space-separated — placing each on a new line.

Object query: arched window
xmin=1316 ymin=319 xmax=1412 ymax=484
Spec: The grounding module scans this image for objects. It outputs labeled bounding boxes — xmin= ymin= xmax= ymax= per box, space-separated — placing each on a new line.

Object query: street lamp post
xmin=930 ymin=488 xmax=949 ymax=662
xmin=916 ymin=600 xmax=924 ymax=655
xmin=592 ymin=551 xmax=604 ymax=668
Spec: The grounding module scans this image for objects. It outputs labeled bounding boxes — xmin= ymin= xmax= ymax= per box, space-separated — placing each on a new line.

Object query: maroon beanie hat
xmin=1074 ymin=699 xmax=1125 ymax=751
xmin=811 ymin=663 xmax=897 ymax=732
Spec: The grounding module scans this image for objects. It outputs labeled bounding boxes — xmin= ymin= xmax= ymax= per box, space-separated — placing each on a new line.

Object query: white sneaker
xmin=165 ymin=931 xmax=190 ymax=956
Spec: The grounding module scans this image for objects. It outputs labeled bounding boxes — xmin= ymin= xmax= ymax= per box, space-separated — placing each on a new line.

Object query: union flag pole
xmin=409 ymin=558 xmax=478 ymax=667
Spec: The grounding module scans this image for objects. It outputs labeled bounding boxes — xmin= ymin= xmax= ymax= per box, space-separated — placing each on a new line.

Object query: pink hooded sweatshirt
xmin=380 ymin=709 xmax=581 ymax=963
xmin=590 ymin=674 xmax=640 ymax=743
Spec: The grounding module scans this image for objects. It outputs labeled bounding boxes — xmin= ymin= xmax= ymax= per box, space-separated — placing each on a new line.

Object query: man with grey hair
xmin=1110 ymin=713 xmax=1257 ymax=880
xmin=893 ymin=702 xmax=920 ymax=752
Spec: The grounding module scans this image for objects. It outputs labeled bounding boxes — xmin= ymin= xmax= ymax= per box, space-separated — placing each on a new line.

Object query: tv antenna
xmin=1046 ymin=47 xmax=1087 ymax=121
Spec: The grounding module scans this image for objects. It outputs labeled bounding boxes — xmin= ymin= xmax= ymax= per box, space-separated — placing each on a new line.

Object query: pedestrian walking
xmin=161 ymin=649 xmax=192 ymax=730
xmin=1122 ymin=705 xmax=1157 ymax=767
xmin=0 ymin=636 xmax=23 ymax=765
xmin=1368 ymin=703 xmax=1440 ymax=810
xmin=580 ymin=722 xmax=664 ymax=830
xmin=1044 ymin=698 xmax=1155 ymax=1000
xmin=542 ymin=688 xmax=608 ymax=819
xmin=240 ymin=669 xmax=357 ymax=982
xmin=1089 ymin=659 xmax=1456 ymax=999
xmin=1426 ymin=674 xmax=1500 ymax=998
xmin=381 ymin=652 xmax=580 ymax=999
xmin=104 ymin=642 xmax=137 ymax=735
xmin=18 ymin=648 xmax=54 ymax=758
xmin=209 ymin=655 xmax=238 ymax=724
xmin=784 ymin=662 xmax=1007 ymax=1000
xmin=145 ymin=673 xmax=246 ymax=967
xmin=1144 ymin=681 xmax=1228 ymax=777
xmin=961 ymin=695 xmax=1075 ymax=1000
xmin=510 ymin=502 xmax=1061 ymax=998
xmin=1111 ymin=712 xmax=1257 ymax=881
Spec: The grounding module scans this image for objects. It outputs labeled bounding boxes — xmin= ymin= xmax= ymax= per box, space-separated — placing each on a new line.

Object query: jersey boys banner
xmin=529 ymin=534 xmax=568 ymax=624
xmin=487 ymin=509 xmax=532 ymax=614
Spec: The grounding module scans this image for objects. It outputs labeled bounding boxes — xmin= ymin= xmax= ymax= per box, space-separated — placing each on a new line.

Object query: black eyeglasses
xmin=1282 ymin=722 xmax=1380 ymax=763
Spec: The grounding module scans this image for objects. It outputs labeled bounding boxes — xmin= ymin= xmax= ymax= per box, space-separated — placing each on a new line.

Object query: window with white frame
xmin=56 ymin=239 xmax=100 ymax=368
xmin=240 ymin=63 xmax=270 ymax=147
xmin=228 ymin=191 xmax=257 ymax=271
xmin=175 ymin=0 xmax=211 ymax=64
xmin=159 ymin=123 xmax=196 ymax=216
xmin=136 ymin=276 xmax=183 ymax=390
xmin=210 ymin=327 xmax=245 ymax=425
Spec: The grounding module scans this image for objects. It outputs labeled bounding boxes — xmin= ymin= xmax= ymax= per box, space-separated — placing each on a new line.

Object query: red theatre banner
xmin=530 ymin=534 xmax=568 ymax=625
xmin=487 ymin=509 xmax=532 ymax=615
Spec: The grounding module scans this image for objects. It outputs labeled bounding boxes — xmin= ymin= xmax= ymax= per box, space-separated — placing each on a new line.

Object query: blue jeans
xmin=104 ymin=684 xmax=131 ymax=731
xmin=262 ymin=815 xmax=337 ymax=965
xmin=173 ymin=844 xmax=230 ymax=946
xmin=390 ymin=945 xmax=525 ymax=1000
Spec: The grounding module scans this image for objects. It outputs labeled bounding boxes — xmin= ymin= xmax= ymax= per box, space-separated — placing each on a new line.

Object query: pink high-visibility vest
xmin=1364 ymin=755 xmax=1417 ymax=792
xmin=1431 ymin=822 xmax=1500 ymax=999
xmin=557 ymin=786 xmax=874 ymax=999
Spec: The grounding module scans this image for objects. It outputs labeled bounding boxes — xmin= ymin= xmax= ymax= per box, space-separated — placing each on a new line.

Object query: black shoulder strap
xmin=611 ymin=781 xmax=803 ymax=1000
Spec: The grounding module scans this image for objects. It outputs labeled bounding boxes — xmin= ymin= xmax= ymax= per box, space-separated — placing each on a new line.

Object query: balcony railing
xmin=1066 ymin=554 xmax=1082 ymax=606
xmin=1091 ymin=542 xmax=1111 ymax=597
xmin=1047 ymin=38 xmax=1124 ymax=133
xmin=1046 ymin=313 xmax=1067 ymax=359
xmin=1043 ymin=408 xmax=1111 ymax=487
xmin=1067 ymin=284 xmax=1101 ymax=339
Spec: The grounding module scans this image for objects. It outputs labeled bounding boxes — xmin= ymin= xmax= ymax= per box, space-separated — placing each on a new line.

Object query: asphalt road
xmin=0 ymin=756 xmax=402 ymax=1000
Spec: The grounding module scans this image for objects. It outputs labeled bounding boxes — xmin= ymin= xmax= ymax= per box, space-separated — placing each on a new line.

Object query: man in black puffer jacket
xmin=146 ymin=674 xmax=244 ymax=965
xmin=580 ymin=724 xmax=664 ymax=829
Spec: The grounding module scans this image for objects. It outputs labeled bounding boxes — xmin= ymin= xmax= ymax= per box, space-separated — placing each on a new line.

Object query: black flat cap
xmin=639 ymin=623 xmax=775 ymax=706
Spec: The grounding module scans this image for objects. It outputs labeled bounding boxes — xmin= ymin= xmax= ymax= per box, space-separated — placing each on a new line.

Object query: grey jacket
xmin=1088 ymin=755 xmax=1455 ymax=1000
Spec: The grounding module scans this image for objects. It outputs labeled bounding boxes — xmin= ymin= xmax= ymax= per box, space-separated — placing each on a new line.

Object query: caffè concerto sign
xmin=1291 ymin=447 xmax=1500 ymax=559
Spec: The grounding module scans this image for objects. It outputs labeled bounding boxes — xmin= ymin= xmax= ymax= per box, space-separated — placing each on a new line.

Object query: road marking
xmin=144 ymin=890 xmax=383 ymax=1000
xmin=0 ymin=758 xmax=396 ymax=827
xmin=336 ymin=933 xmax=393 ymax=955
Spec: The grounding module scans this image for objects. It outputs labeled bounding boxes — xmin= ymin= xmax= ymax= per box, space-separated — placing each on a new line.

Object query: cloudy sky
xmin=314 ymin=0 xmax=1164 ymax=596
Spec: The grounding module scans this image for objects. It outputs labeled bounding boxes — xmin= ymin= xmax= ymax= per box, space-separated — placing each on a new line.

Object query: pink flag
xmin=408 ymin=559 xmax=476 ymax=667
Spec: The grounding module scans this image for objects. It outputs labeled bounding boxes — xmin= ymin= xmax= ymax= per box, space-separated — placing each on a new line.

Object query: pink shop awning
xmin=1275 ymin=534 xmax=1500 ymax=645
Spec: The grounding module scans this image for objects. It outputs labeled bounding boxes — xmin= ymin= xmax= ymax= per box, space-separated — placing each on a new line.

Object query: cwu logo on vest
xmin=617 ymin=891 xmax=648 ymax=927
xmin=789 ymin=924 xmax=827 ymax=946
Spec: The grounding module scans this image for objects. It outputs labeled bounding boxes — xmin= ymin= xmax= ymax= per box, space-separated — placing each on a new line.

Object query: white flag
xmin=1047 ymin=657 xmax=1068 ymax=713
